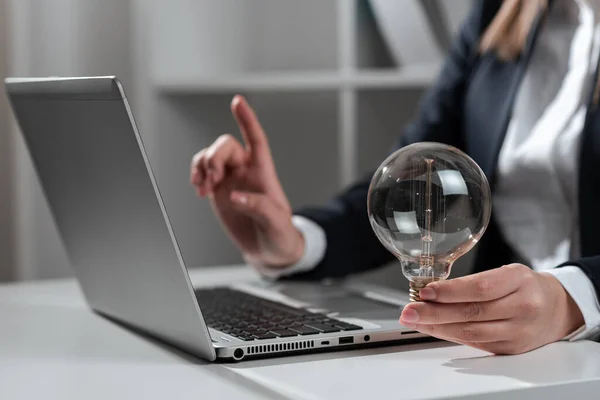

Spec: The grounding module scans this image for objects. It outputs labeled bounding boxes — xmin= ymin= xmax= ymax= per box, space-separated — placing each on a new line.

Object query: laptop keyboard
xmin=195 ymin=287 xmax=362 ymax=341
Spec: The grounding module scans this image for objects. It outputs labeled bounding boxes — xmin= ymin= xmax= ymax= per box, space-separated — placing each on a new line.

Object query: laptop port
xmin=233 ymin=348 xmax=244 ymax=360
xmin=339 ymin=336 xmax=354 ymax=345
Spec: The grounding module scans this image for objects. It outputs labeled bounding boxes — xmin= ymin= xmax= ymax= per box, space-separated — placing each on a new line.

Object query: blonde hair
xmin=479 ymin=0 xmax=548 ymax=60
xmin=480 ymin=0 xmax=600 ymax=104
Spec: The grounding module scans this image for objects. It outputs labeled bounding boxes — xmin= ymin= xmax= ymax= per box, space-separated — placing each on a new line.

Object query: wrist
xmin=542 ymin=273 xmax=584 ymax=339
xmin=286 ymin=226 xmax=306 ymax=266
xmin=244 ymin=226 xmax=305 ymax=270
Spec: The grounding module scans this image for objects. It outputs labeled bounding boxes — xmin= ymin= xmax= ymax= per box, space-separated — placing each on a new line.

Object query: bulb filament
xmin=420 ymin=158 xmax=434 ymax=271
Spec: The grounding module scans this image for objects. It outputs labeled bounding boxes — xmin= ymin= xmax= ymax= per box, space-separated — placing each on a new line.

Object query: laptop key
xmin=269 ymin=329 xmax=299 ymax=337
xmin=253 ymin=333 xmax=277 ymax=340
xmin=244 ymin=328 xmax=267 ymax=335
xmin=289 ymin=326 xmax=320 ymax=335
xmin=300 ymin=315 xmax=326 ymax=323
xmin=320 ymin=318 xmax=337 ymax=324
xmin=305 ymin=323 xmax=342 ymax=333
xmin=335 ymin=323 xmax=363 ymax=331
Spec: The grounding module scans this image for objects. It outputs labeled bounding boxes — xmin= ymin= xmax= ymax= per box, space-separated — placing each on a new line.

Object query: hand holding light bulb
xmin=398 ymin=264 xmax=584 ymax=355
xmin=368 ymin=142 xmax=584 ymax=354
xmin=367 ymin=142 xmax=492 ymax=301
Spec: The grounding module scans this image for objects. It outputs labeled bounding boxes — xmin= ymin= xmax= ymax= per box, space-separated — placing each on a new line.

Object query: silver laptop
xmin=4 ymin=76 xmax=425 ymax=361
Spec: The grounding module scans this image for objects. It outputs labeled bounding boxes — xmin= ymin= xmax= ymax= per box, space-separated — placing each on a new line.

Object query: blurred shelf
xmin=156 ymin=71 xmax=345 ymax=93
xmin=352 ymin=64 xmax=441 ymax=89
xmin=155 ymin=63 xmax=441 ymax=93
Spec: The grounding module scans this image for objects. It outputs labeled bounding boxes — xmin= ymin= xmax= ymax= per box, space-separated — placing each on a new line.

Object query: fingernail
xmin=420 ymin=287 xmax=436 ymax=300
xmin=231 ymin=192 xmax=247 ymax=205
xmin=400 ymin=320 xmax=417 ymax=329
xmin=401 ymin=308 xmax=419 ymax=323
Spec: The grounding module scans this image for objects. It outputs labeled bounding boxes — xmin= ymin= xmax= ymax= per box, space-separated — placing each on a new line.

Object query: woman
xmin=190 ymin=0 xmax=600 ymax=354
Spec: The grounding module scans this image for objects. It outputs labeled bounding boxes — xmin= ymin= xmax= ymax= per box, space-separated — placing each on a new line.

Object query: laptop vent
xmin=246 ymin=340 xmax=315 ymax=355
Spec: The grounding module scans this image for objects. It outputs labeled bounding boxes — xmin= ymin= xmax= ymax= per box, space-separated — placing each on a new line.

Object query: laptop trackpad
xmin=276 ymin=284 xmax=402 ymax=319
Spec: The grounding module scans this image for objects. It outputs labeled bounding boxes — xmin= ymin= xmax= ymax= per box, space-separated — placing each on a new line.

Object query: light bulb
xmin=367 ymin=142 xmax=492 ymax=301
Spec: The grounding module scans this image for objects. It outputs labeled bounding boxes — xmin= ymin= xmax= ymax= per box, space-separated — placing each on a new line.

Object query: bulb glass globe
xmin=367 ymin=142 xmax=492 ymax=301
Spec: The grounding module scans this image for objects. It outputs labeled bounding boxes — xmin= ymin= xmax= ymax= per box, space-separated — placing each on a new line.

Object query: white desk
xmin=2 ymin=266 xmax=600 ymax=400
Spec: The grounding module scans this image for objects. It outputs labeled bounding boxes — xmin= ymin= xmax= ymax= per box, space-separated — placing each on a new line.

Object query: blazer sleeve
xmin=288 ymin=0 xmax=500 ymax=280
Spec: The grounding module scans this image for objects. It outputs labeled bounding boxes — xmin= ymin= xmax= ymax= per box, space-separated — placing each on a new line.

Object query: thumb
xmin=230 ymin=190 xmax=282 ymax=227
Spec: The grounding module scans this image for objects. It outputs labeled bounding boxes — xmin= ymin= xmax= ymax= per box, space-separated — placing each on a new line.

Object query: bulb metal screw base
xmin=409 ymin=278 xmax=438 ymax=302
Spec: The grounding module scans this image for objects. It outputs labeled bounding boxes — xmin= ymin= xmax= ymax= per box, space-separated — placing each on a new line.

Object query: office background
xmin=0 ymin=0 xmax=472 ymax=283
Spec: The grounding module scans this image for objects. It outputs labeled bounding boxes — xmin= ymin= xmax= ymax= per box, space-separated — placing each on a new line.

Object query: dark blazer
xmin=291 ymin=0 xmax=600 ymax=300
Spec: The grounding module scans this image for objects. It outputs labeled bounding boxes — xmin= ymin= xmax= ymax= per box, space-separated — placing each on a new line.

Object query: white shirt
xmin=256 ymin=0 xmax=600 ymax=340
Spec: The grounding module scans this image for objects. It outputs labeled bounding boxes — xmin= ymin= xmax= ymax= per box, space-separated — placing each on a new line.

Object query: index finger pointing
xmin=421 ymin=264 xmax=523 ymax=303
xmin=231 ymin=95 xmax=270 ymax=158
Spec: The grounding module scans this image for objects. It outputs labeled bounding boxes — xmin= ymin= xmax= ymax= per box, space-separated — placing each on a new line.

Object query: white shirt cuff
xmin=543 ymin=266 xmax=600 ymax=341
xmin=252 ymin=215 xmax=326 ymax=279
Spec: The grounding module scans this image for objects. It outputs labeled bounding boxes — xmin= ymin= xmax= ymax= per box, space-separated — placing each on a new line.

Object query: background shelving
xmin=155 ymin=64 xmax=441 ymax=93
